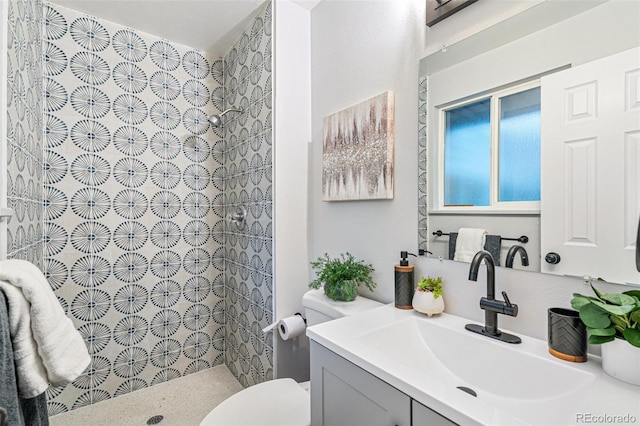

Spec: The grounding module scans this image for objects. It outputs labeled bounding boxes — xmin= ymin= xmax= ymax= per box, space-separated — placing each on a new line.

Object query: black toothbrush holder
xmin=547 ymin=307 xmax=587 ymax=362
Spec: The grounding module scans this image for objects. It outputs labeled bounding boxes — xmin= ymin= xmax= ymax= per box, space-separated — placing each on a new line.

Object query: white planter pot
xmin=412 ymin=291 xmax=444 ymax=317
xmin=601 ymin=337 xmax=640 ymax=386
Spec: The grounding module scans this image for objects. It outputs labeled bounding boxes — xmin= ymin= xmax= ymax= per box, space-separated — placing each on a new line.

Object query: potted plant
xmin=571 ymin=285 xmax=640 ymax=386
xmin=309 ymin=252 xmax=376 ymax=301
xmin=412 ymin=276 xmax=444 ymax=317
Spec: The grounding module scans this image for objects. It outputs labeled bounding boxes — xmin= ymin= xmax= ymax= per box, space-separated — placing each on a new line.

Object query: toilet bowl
xmin=199 ymin=289 xmax=383 ymax=426
xmin=199 ymin=378 xmax=309 ymax=426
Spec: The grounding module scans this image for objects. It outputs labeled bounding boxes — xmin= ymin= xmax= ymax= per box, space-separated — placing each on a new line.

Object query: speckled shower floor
xmin=49 ymin=365 xmax=243 ymax=426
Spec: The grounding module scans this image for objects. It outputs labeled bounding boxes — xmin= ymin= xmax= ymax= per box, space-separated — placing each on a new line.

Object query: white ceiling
xmin=48 ymin=0 xmax=267 ymax=56
xmin=48 ymin=0 xmax=322 ymax=55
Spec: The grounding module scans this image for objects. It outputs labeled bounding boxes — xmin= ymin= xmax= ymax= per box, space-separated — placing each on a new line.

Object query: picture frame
xmin=322 ymin=91 xmax=395 ymax=201
xmin=426 ymin=0 xmax=478 ymax=27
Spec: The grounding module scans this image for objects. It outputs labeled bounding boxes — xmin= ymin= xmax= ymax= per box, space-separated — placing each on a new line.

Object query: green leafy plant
xmin=571 ymin=285 xmax=640 ymax=348
xmin=309 ymin=252 xmax=376 ymax=302
xmin=416 ymin=276 xmax=443 ymax=299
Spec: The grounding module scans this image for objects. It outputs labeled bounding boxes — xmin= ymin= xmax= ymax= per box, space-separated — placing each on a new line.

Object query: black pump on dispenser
xmin=395 ymin=251 xmax=416 ymax=309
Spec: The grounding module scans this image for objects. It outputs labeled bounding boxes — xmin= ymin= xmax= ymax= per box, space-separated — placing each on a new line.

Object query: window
xmin=440 ymin=81 xmax=541 ymax=211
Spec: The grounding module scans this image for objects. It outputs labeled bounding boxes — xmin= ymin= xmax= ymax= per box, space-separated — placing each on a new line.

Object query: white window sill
xmin=428 ymin=209 xmax=540 ymax=216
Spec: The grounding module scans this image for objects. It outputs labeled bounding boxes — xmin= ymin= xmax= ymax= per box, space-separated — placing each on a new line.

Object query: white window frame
xmin=436 ymin=79 xmax=541 ymax=214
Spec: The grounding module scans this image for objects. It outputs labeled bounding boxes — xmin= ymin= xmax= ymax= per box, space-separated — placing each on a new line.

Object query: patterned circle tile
xmin=70 ymin=289 xmax=111 ymax=321
xmin=113 ymin=284 xmax=148 ymax=314
xmin=182 ymin=51 xmax=209 ymax=79
xmin=112 ymin=29 xmax=148 ymax=62
xmin=113 ymin=315 xmax=149 ymax=346
xmin=149 ymin=40 xmax=180 ymax=71
xmin=70 ymin=256 xmax=110 ymax=287
xmin=113 ymin=221 xmax=148 ymax=251
xmin=70 ymin=17 xmax=110 ymax=51
xmin=44 ymin=5 xmax=67 ymax=40
xmin=150 ymin=339 xmax=181 ymax=368
xmin=112 ymin=62 xmax=148 ymax=93
xmin=70 ymin=52 xmax=110 ymax=85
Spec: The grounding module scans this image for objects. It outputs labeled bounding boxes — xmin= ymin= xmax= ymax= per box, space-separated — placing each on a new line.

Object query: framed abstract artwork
xmin=322 ymin=91 xmax=395 ymax=201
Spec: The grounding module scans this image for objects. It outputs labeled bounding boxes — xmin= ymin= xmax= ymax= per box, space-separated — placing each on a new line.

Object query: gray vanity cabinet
xmin=310 ymin=341 xmax=410 ymax=426
xmin=310 ymin=341 xmax=456 ymax=426
xmin=412 ymin=400 xmax=457 ymax=426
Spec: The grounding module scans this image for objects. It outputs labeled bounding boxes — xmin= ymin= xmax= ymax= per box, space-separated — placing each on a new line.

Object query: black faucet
xmin=465 ymin=250 xmax=521 ymax=344
xmin=505 ymin=245 xmax=529 ymax=268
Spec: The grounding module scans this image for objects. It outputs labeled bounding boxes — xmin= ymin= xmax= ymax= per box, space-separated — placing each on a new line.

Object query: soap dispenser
xmin=395 ymin=251 xmax=416 ymax=309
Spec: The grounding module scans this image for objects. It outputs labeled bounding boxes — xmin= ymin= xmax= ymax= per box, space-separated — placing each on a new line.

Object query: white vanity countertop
xmin=307 ymin=304 xmax=640 ymax=426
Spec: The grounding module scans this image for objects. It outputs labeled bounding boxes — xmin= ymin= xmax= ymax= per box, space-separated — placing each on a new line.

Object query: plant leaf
xmin=623 ymin=290 xmax=640 ymax=299
xmin=622 ymin=327 xmax=640 ymax=348
xmin=586 ymin=326 xmax=616 ymax=336
xmin=579 ymin=303 xmax=611 ymax=328
xmin=571 ymin=294 xmax=596 ymax=310
xmin=610 ymin=314 xmax=627 ymax=329
xmin=590 ymin=300 xmax=634 ymax=315
xmin=588 ymin=335 xmax=615 ymax=344
xmin=601 ymin=293 xmax=636 ymax=306
xmin=623 ymin=291 xmax=640 ymax=308
xmin=630 ymin=309 xmax=640 ymax=324
xmin=309 ymin=252 xmax=376 ymax=293
xmin=590 ymin=284 xmax=605 ymax=300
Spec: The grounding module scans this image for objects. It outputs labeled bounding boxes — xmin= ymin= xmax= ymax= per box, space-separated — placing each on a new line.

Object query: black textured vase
xmin=548 ymin=307 xmax=587 ymax=362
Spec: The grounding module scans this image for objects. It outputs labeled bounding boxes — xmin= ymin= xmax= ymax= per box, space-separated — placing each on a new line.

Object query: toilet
xmin=199 ymin=288 xmax=383 ymax=426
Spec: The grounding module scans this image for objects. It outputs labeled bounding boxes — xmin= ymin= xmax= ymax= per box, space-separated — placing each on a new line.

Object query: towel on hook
xmin=484 ymin=235 xmax=502 ymax=266
xmin=448 ymin=233 xmax=502 ymax=265
xmin=453 ymin=228 xmax=487 ymax=263
xmin=0 ymin=259 xmax=90 ymax=399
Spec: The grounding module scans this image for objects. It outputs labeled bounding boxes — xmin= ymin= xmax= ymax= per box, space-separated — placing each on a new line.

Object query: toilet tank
xmin=302 ymin=289 xmax=384 ymax=326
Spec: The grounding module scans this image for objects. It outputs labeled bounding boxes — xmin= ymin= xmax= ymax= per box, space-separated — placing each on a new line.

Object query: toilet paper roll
xmin=278 ymin=315 xmax=306 ymax=340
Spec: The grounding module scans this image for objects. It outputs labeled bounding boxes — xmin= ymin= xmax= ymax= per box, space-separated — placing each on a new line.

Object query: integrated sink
xmin=357 ymin=314 xmax=596 ymax=425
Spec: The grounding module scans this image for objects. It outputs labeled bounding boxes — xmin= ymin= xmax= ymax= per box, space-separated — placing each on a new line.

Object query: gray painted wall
xmin=310 ymin=0 xmax=422 ymax=302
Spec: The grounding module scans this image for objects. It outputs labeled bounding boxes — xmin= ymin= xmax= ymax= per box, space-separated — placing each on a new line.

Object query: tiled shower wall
xmin=417 ymin=76 xmax=428 ymax=253
xmin=222 ymin=2 xmax=274 ymax=387
xmin=6 ymin=0 xmax=44 ymax=267
xmin=42 ymin=3 xmax=227 ymax=413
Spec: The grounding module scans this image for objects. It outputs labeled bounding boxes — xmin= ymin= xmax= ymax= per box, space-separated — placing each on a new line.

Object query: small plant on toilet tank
xmin=309 ymin=252 xmax=376 ymax=301
xmin=413 ymin=276 xmax=445 ymax=317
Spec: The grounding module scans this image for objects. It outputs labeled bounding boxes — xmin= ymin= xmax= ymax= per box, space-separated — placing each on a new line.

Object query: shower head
xmin=208 ymin=108 xmax=243 ymax=128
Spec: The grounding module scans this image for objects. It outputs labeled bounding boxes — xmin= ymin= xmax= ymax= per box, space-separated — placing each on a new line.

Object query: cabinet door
xmin=310 ymin=341 xmax=410 ymax=426
xmin=412 ymin=400 xmax=457 ymax=426
xmin=540 ymin=46 xmax=640 ymax=285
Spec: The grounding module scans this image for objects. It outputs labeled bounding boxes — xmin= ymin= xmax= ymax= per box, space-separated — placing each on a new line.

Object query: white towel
xmin=453 ymin=228 xmax=487 ymax=263
xmin=0 ymin=259 xmax=90 ymax=398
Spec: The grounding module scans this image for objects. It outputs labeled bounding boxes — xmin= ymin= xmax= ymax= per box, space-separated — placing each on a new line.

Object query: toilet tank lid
xmin=302 ymin=289 xmax=384 ymax=319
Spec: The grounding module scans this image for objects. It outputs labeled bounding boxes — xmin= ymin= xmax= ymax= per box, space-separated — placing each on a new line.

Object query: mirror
xmin=418 ymin=1 xmax=640 ymax=283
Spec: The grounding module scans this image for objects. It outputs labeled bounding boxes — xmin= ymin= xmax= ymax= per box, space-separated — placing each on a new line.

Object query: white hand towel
xmin=453 ymin=228 xmax=487 ymax=263
xmin=0 ymin=259 xmax=90 ymax=398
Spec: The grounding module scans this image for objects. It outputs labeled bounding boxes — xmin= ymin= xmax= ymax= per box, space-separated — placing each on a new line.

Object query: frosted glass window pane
xmin=444 ymin=99 xmax=491 ymax=206
xmin=499 ymin=87 xmax=541 ymax=202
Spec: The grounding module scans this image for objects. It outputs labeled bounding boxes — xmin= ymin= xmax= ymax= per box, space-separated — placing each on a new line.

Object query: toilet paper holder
xmin=263 ymin=313 xmax=307 ymax=340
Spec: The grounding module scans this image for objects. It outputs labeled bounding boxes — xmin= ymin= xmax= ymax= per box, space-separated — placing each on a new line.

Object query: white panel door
xmin=541 ymin=47 xmax=640 ymax=285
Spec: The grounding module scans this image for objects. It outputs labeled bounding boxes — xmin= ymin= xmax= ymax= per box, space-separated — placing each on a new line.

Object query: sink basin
xmin=357 ymin=315 xmax=596 ymax=424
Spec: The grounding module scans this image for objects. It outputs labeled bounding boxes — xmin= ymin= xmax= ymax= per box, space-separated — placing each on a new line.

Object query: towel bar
xmin=432 ymin=230 xmax=529 ymax=244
